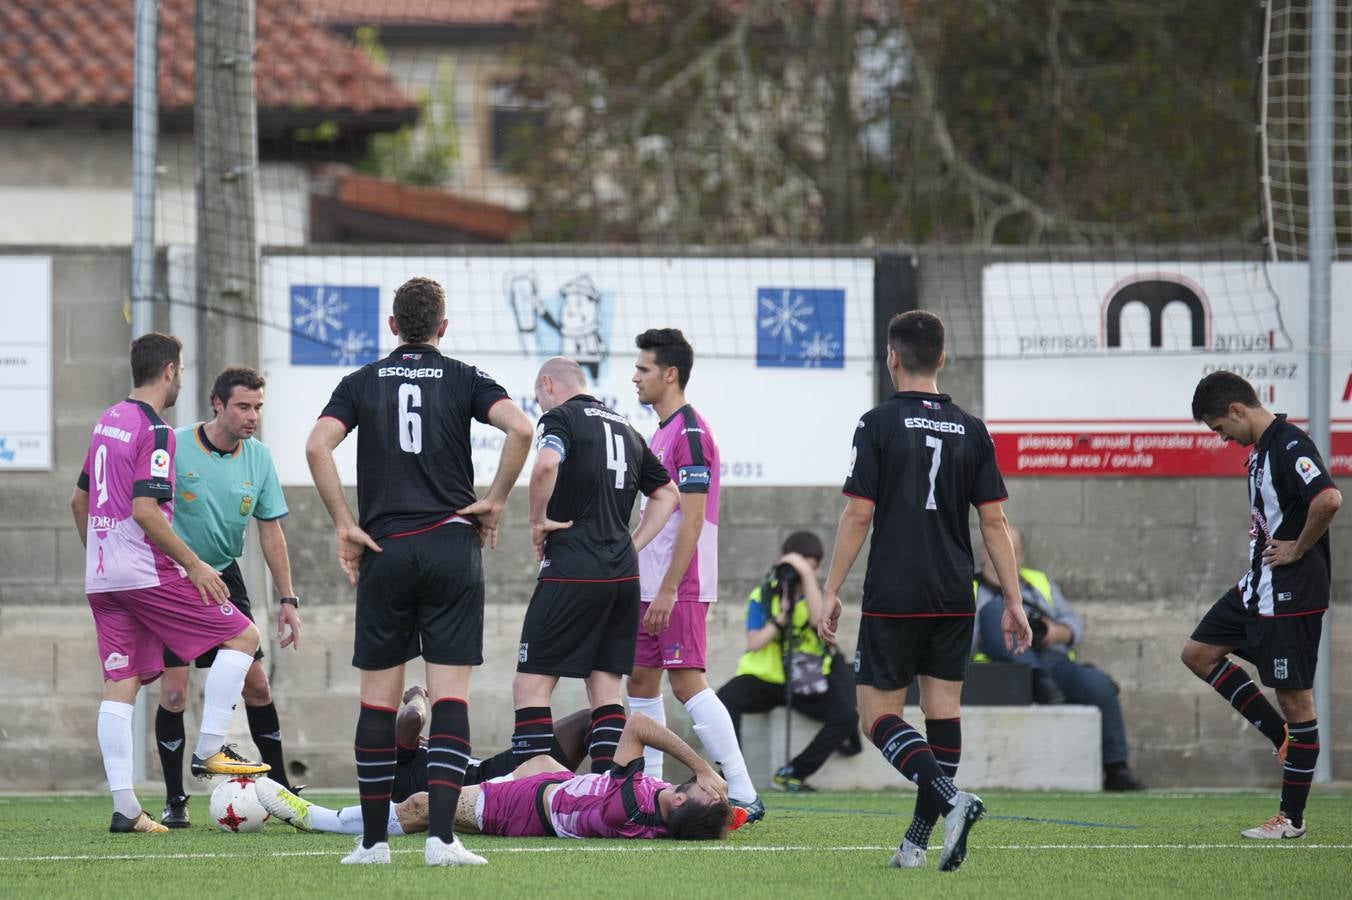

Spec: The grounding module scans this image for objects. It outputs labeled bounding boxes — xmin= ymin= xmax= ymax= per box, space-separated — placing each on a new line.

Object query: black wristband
xmin=279 ymin=596 xmax=300 ymax=609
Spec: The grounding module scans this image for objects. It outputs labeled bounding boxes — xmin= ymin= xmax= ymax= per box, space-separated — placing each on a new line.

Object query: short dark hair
xmin=636 ymin=328 xmax=694 ymax=389
xmin=665 ymin=781 xmax=730 ymax=841
xmin=130 ymin=332 xmax=183 ymax=387
xmin=210 ymin=367 xmax=266 ymax=409
xmin=887 ymin=310 xmax=944 ymax=374
xmin=781 ymin=531 xmax=824 ymax=563
xmin=1191 ymin=371 xmax=1260 ymax=421
xmin=393 ymin=277 xmax=446 ymax=344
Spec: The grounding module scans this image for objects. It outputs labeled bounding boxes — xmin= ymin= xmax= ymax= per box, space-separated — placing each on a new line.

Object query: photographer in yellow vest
xmin=715 ymin=532 xmax=860 ymax=792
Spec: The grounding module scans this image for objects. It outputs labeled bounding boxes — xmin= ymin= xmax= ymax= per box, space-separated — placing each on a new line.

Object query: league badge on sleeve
xmin=150 ymin=448 xmax=170 ymax=478
xmin=1295 ymin=457 xmax=1321 ymax=484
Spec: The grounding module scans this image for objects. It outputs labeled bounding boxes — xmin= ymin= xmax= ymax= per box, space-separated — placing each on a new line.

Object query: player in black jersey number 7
xmin=510 ymin=357 xmax=679 ymax=774
xmin=306 ymin=277 xmax=535 ymax=867
xmin=818 ymin=311 xmax=1032 ymax=873
xmin=1182 ymin=372 xmax=1341 ymax=840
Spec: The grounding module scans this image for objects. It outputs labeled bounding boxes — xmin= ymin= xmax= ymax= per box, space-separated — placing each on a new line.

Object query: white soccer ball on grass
xmin=209 ymin=777 xmax=271 ymax=833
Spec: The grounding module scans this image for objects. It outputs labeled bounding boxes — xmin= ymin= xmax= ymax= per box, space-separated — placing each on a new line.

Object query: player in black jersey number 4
xmin=306 ymin=277 xmax=535 ymax=867
xmin=509 ymin=357 xmax=680 ymax=775
xmin=1182 ymin=372 xmax=1341 ymax=840
xmin=819 ymin=311 xmax=1032 ymax=873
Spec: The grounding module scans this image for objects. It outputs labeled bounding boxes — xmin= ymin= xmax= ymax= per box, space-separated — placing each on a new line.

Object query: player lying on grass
xmin=259 ymin=711 xmax=734 ymax=843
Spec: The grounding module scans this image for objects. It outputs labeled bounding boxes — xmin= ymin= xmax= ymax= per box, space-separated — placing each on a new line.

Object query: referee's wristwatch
xmin=279 ymin=596 xmax=301 ymax=609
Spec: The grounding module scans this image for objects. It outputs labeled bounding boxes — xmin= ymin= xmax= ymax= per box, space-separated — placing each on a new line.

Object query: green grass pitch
xmin=1 ymin=789 xmax=1348 ymax=898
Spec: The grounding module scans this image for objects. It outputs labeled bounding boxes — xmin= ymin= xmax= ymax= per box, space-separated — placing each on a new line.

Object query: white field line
xmin=3 ymin=843 xmax=1352 ymax=863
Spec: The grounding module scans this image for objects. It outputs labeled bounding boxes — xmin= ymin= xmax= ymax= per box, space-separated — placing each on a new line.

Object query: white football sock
xmin=685 ymin=688 xmax=757 ymax=803
xmin=98 ymin=700 xmax=141 ymax=818
xmin=195 ymin=648 xmax=254 ymax=759
xmin=312 ymin=802 xmax=403 ymax=836
xmin=627 ymin=694 xmax=667 ymax=780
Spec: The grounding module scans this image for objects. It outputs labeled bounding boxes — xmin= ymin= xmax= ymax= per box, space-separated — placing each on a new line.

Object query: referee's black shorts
xmin=854 ymin=614 xmax=975 ymax=690
xmin=1191 ymin=587 xmax=1325 ymax=690
xmin=163 ymin=560 xmax=262 ymax=668
xmin=516 ymin=578 xmax=641 ymax=678
xmin=353 ymin=523 xmax=484 ymax=670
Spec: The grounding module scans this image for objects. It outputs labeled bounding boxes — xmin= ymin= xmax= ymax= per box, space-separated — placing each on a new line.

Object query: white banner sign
xmin=259 ymin=255 xmax=874 ymax=486
xmin=982 ymin=261 xmax=1352 ymax=476
xmin=0 ymin=257 xmax=52 ymax=470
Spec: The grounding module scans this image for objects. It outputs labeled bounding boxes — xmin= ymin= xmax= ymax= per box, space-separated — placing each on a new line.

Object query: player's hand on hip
xmin=1003 ymin=603 xmax=1034 ymax=655
xmin=189 ymin=562 xmax=230 ymax=606
xmin=277 ymin=603 xmax=301 ymax=650
xmin=458 ymin=497 xmax=505 ymax=550
xmin=336 ymin=525 xmax=381 ymax=586
xmin=1261 ymin=539 xmax=1301 ymax=567
xmin=643 ymin=589 xmax=677 ymax=636
xmin=530 ymin=518 xmax=573 ymax=562
xmin=818 ymin=594 xmax=843 ymax=645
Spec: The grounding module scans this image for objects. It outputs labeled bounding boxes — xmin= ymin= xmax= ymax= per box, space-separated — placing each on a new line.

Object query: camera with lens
xmin=1023 ymin=602 xmax=1049 ymax=648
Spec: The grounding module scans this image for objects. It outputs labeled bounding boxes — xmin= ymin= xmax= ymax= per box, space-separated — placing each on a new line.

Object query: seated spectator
xmin=716 ymin=532 xmax=860 ymax=793
xmin=974 ymin=525 xmax=1146 ymax=792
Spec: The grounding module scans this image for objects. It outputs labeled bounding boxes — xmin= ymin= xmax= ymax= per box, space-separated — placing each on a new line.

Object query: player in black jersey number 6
xmin=306 ymin=277 xmax=535 ymax=867
xmin=819 ymin=311 xmax=1032 ymax=873
xmin=510 ymin=357 xmax=679 ymax=775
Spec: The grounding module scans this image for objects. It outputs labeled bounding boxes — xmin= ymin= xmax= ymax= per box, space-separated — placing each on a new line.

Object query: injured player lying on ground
xmin=257 ymin=692 xmax=741 ymax=841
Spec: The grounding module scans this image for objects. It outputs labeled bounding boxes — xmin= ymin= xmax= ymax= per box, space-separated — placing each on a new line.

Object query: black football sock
xmin=246 ymin=702 xmax=290 ymax=789
xmin=907 ymin=717 xmax=962 ymax=848
xmin=354 ymin=703 xmax=397 ymax=849
xmin=1280 ymin=719 xmax=1319 ymax=829
xmin=587 ymin=705 xmax=626 ymax=774
xmin=871 ymin=715 xmax=957 ymax=817
xmin=155 ymin=705 xmax=186 ymax=799
xmin=511 ymin=706 xmax=554 ymax=766
xmin=1204 ymin=660 xmax=1287 ymax=748
xmin=427 ymin=698 xmax=471 ymax=843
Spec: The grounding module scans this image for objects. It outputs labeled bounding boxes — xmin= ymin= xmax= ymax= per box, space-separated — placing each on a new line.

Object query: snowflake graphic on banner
xmin=755 ymin=287 xmax=845 ymax=368
xmin=290 ymin=285 xmax=379 ymax=367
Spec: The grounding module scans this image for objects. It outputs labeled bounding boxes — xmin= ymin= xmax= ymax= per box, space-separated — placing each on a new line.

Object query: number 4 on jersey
xmin=603 ymin=422 xmax=626 ymax=488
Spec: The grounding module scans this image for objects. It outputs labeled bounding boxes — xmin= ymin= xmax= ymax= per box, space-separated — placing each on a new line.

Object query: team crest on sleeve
xmin=1295 ymin=457 xmax=1321 ymax=484
xmin=150 ymin=448 xmax=170 ymax=478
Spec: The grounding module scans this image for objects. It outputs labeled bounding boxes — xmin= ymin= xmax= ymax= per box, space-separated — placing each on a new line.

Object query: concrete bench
xmin=739 ymin=704 xmax=1103 ymax=792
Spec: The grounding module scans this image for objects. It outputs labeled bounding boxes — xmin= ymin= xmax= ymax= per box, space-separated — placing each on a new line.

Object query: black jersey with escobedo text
xmin=1239 ymin=414 xmax=1337 ymax=616
xmin=318 ymin=344 xmax=510 ymax=540
xmin=535 ymin=394 xmax=670 ymax=581
xmin=843 ymin=391 xmax=1007 ymax=616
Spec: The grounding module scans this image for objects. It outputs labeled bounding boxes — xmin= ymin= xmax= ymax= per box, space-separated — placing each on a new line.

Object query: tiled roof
xmin=304 ymin=1 xmax=534 ymax=27
xmin=333 ymin=172 xmax=526 ymax=240
xmin=0 ymin=0 xmax=416 ymax=119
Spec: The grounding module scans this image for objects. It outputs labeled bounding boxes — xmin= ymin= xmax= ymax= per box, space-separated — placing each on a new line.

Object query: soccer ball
xmin=209 ymin=777 xmax=271 ymax=833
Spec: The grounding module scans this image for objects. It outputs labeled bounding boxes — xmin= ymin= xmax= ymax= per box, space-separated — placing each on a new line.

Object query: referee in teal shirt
xmin=156 ymin=367 xmax=303 ymax=828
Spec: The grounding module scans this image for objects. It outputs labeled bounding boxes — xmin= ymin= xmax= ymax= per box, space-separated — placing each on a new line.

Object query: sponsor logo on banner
xmin=0 ymin=438 xmax=16 ymax=463
xmin=755 ymin=287 xmax=845 ymax=368
xmin=507 ymin=273 xmax=611 ymax=379
xmin=290 ymin=285 xmax=379 ymax=366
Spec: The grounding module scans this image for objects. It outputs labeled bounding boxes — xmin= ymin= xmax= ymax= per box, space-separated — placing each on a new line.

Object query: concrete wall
xmin=0 ymin=246 xmax=1346 ymax=792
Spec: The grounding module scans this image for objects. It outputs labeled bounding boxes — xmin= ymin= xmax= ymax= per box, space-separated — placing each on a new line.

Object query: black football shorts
xmin=1191 ymin=587 xmax=1324 ymax=690
xmin=516 ymin=578 xmax=641 ymax=678
xmin=353 ymin=523 xmax=484 ymax=670
xmin=854 ymin=613 xmax=975 ymax=689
